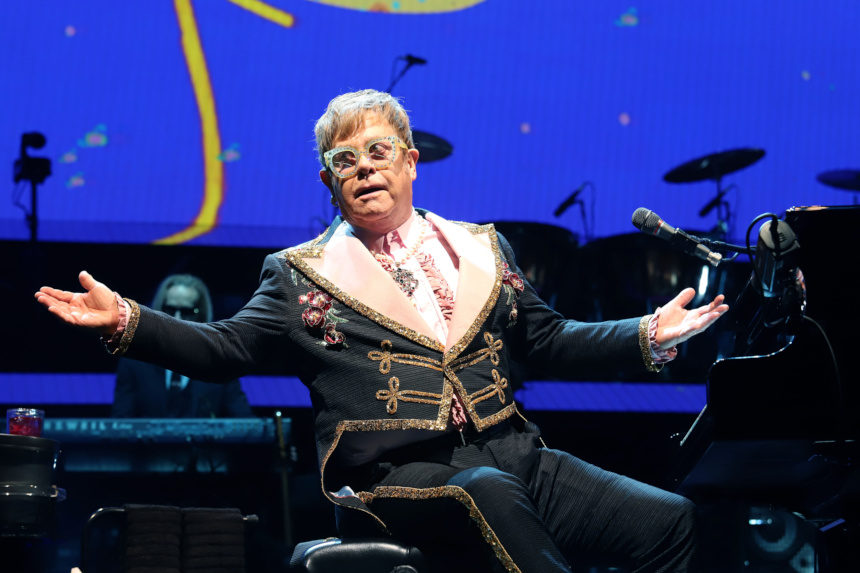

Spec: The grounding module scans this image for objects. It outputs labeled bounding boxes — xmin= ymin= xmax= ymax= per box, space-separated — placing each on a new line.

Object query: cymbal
xmin=816 ymin=169 xmax=860 ymax=191
xmin=413 ymin=130 xmax=452 ymax=163
xmin=663 ymin=148 xmax=765 ymax=183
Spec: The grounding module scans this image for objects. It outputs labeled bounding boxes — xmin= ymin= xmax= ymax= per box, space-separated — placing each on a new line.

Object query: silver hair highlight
xmin=314 ymin=89 xmax=414 ymax=168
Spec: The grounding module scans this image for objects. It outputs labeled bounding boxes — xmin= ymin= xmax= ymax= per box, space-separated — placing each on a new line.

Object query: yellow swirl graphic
xmin=310 ymin=0 xmax=484 ymax=13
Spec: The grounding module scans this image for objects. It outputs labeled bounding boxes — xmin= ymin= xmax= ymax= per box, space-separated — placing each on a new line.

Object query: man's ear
xmin=407 ymin=148 xmax=419 ymax=181
xmin=320 ymin=169 xmax=333 ymax=191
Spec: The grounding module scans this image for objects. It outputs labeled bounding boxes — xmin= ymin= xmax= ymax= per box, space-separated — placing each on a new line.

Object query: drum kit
xmin=489 ymin=149 xmax=860 ymax=378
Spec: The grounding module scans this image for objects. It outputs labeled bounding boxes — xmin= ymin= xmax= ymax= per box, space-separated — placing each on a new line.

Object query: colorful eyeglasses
xmin=324 ymin=135 xmax=409 ymax=179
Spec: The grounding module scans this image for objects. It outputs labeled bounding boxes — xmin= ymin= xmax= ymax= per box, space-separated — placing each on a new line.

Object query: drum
xmin=576 ymin=232 xmax=744 ymax=321
xmin=0 ymin=433 xmax=63 ymax=538
xmin=486 ymin=221 xmax=580 ymax=315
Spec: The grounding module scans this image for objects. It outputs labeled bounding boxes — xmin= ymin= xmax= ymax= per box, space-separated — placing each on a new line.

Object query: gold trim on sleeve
xmin=638 ymin=314 xmax=662 ymax=373
xmin=110 ymin=298 xmax=140 ymax=356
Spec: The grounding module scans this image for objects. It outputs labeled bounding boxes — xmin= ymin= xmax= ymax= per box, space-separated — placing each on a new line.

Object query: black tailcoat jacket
xmin=115 ymin=210 xmax=653 ymax=565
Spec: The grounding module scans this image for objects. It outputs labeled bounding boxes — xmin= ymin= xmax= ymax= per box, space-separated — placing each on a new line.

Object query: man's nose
xmin=356 ymin=152 xmax=376 ymax=174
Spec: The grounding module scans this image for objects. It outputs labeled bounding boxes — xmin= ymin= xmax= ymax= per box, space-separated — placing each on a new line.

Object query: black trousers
xmin=356 ymin=421 xmax=696 ymax=573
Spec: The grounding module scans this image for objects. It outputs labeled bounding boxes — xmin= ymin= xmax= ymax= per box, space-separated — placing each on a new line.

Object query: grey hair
xmin=150 ymin=273 xmax=214 ymax=323
xmin=314 ymin=89 xmax=414 ymax=168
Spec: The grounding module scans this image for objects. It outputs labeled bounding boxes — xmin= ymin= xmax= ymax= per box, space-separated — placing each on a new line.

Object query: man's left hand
xmin=656 ymin=287 xmax=729 ymax=348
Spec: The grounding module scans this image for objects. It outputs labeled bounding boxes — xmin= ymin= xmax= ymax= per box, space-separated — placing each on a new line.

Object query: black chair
xmin=289 ymin=537 xmax=427 ymax=573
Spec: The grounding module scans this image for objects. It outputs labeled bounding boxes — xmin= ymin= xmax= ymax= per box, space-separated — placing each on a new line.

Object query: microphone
xmin=404 ymin=54 xmax=427 ymax=65
xmin=554 ymin=182 xmax=588 ymax=218
xmin=754 ymin=218 xmax=800 ymax=298
xmin=631 ymin=208 xmax=723 ymax=267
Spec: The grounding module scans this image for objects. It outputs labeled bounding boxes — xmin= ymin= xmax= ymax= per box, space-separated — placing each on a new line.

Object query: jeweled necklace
xmin=373 ymin=217 xmax=428 ymax=297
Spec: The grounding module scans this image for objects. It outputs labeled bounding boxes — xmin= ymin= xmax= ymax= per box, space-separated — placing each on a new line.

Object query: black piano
xmin=672 ymin=206 xmax=859 ymax=571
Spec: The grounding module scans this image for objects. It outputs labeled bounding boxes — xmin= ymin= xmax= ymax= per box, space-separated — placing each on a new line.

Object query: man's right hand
xmin=34 ymin=271 xmax=120 ymax=337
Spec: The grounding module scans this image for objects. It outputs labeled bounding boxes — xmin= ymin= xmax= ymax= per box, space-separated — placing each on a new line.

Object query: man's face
xmin=163 ymin=284 xmax=203 ymax=322
xmin=320 ymin=111 xmax=419 ymax=235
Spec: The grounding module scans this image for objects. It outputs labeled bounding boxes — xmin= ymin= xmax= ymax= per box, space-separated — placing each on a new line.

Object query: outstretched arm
xmin=34 ymin=271 xmax=120 ymax=337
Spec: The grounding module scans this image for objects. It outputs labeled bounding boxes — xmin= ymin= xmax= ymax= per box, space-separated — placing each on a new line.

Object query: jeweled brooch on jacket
xmin=501 ymin=262 xmax=524 ymax=326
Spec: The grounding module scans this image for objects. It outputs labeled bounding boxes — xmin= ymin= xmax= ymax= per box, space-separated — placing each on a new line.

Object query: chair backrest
xmin=80 ymin=505 xmax=258 ymax=573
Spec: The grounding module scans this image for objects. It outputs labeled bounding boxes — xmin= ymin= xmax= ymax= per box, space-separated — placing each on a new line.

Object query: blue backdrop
xmin=2 ymin=1 xmax=856 ymax=246
xmin=2 ymin=1 xmax=857 ymax=411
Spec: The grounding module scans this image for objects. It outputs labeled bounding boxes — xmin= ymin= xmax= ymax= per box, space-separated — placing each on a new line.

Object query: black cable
xmin=745 ymin=212 xmax=779 ymax=294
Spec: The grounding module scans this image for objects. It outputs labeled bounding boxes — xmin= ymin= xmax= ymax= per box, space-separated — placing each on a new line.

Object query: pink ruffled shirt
xmin=351 ymin=211 xmax=457 ymax=344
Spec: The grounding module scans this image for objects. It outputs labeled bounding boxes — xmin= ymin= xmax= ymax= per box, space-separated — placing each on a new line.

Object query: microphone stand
xmin=386 ymin=58 xmax=417 ymax=93
xmin=554 ymin=181 xmax=593 ymax=242
xmin=699 ymin=179 xmax=735 ymax=239
xmin=576 ymin=199 xmax=591 ymax=243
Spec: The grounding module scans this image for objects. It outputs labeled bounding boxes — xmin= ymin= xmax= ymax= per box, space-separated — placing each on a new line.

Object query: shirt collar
xmin=343 ymin=210 xmax=418 ymax=254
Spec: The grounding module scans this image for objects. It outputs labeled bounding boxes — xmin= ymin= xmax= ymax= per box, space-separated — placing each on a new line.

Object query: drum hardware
xmin=553 ymin=181 xmax=594 ymax=242
xmin=386 ymin=55 xmax=453 ymax=163
xmin=816 ymin=169 xmax=860 ymax=191
xmin=663 ymin=148 xmax=766 ymax=238
xmin=816 ymin=170 xmax=860 ymax=204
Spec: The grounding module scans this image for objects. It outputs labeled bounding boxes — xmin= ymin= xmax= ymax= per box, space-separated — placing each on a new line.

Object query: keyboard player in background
xmin=111 ymin=273 xmax=254 ymax=418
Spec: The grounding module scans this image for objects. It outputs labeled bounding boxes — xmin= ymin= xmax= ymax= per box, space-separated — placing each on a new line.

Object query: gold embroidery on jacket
xmin=443 ymin=228 xmax=503 ymax=362
xmin=363 ymin=485 xmax=521 ymax=573
xmin=368 ymin=335 xmax=514 ymax=426
xmin=445 ymin=368 xmax=517 ymax=431
xmin=368 ymin=340 xmax=444 ymax=374
xmin=448 ymin=331 xmax=503 ymax=372
xmin=470 ymin=369 xmax=508 ymax=405
xmin=375 ymin=376 xmax=444 ymax=415
xmin=283 ymin=252 xmax=445 ymax=353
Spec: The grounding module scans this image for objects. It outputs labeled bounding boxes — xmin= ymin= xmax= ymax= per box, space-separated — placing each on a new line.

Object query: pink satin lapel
xmin=426 ymin=214 xmax=497 ymax=351
xmin=304 ymin=233 xmax=439 ymax=341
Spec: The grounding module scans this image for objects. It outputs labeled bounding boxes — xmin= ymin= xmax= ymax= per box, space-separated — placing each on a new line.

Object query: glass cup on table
xmin=6 ymin=408 xmax=45 ymax=437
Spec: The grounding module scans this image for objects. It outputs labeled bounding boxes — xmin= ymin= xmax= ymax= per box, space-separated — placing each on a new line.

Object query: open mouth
xmin=355 ymin=186 xmax=386 ymax=198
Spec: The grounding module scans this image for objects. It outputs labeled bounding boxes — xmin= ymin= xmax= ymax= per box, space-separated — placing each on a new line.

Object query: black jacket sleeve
xmin=124 ymin=254 xmax=300 ymax=383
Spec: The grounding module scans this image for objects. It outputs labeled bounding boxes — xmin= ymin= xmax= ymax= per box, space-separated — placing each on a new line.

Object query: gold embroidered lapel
xmin=283 ymin=230 xmax=444 ymax=352
xmin=425 ymin=215 xmax=504 ymax=359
